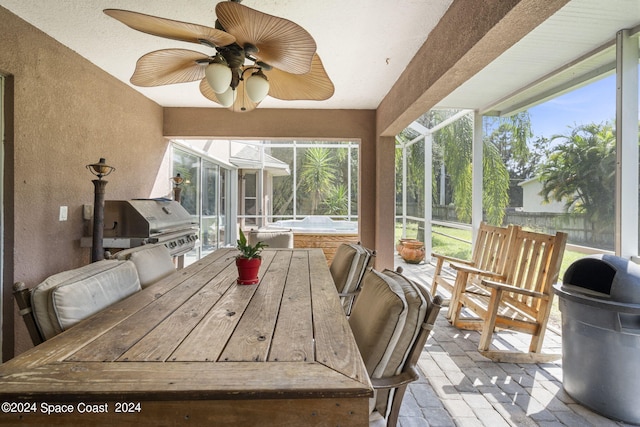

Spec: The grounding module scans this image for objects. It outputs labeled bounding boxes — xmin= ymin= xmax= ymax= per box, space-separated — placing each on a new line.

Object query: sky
xmin=528 ymin=74 xmax=617 ymax=140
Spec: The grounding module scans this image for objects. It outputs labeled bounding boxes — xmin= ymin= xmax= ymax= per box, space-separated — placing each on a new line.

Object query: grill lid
xmin=104 ymin=199 xmax=197 ymax=238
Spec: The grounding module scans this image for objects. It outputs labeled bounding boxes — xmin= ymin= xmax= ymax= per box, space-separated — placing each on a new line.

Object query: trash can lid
xmin=563 ymin=254 xmax=640 ymax=303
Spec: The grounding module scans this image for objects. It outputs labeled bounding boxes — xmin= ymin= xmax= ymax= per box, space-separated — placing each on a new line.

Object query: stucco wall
xmin=0 ymin=6 xmax=166 ymax=357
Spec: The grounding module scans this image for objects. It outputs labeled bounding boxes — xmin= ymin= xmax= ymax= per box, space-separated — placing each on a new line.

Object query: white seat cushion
xmin=128 ymin=245 xmax=175 ymax=288
xmin=330 ymin=243 xmax=367 ymax=293
xmin=114 ymin=244 xmax=176 ymax=288
xmin=31 ymin=260 xmax=141 ymax=340
xmin=381 ymin=269 xmax=427 ymax=377
xmin=247 ymin=229 xmax=294 ymax=248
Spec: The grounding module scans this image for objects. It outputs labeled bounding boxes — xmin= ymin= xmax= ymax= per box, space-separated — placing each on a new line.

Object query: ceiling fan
xmin=104 ymin=0 xmax=334 ymax=112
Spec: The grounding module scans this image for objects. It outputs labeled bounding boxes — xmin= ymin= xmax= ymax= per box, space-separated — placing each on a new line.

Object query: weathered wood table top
xmin=0 ymin=248 xmax=372 ymax=426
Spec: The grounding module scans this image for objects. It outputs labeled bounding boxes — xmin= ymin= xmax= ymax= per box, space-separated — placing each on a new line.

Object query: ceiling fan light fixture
xmin=217 ymin=86 xmax=237 ymax=108
xmin=245 ymin=70 xmax=269 ymax=103
xmin=105 ymin=5 xmax=334 ymax=113
xmin=205 ymin=54 xmax=232 ymax=93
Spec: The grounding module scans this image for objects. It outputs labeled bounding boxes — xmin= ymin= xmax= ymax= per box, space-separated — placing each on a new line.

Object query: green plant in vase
xmin=235 ymin=229 xmax=268 ymax=285
xmin=236 ymin=229 xmax=267 ymax=259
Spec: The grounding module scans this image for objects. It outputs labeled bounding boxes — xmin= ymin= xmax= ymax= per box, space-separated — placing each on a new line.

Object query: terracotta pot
xmin=236 ymin=257 xmax=261 ymax=285
xmin=400 ymin=241 xmax=425 ymax=264
xmin=396 ymin=238 xmax=418 ymax=254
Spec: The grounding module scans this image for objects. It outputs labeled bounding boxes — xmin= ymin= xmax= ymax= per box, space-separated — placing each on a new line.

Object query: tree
xmin=484 ymin=111 xmax=542 ymax=207
xmin=482 ymin=141 xmax=510 ymax=225
xmin=395 ymin=133 xmax=427 ymax=217
xmin=537 ymin=122 xmax=616 ymax=236
xmin=299 ymin=147 xmax=338 ymax=215
xmin=486 ymin=111 xmax=533 ymax=174
xmin=422 ymin=111 xmax=511 ymax=225
xmin=322 ymin=184 xmax=349 ymax=215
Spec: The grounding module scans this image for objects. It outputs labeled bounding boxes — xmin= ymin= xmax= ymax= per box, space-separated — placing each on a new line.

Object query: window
xmin=171 ymin=138 xmax=359 ymax=248
xmin=172 ymin=144 xmax=236 ymax=264
xmin=242 ymin=172 xmax=257 ymax=226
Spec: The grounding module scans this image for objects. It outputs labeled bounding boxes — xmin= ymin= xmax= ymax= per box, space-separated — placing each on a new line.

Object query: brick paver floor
xmin=395 ymin=257 xmax=633 ymax=427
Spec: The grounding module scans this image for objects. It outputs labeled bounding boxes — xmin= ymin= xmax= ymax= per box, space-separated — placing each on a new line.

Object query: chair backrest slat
xmin=502 ymin=229 xmax=567 ymax=312
xmin=474 ymin=223 xmax=516 ymax=276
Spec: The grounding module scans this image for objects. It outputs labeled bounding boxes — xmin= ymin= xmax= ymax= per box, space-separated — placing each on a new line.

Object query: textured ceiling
xmin=0 ymin=0 xmax=453 ymax=109
xmin=1 ymin=0 xmax=639 ymax=114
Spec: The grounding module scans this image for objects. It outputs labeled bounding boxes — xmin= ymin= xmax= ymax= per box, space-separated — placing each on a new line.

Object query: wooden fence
xmin=431 ymin=206 xmax=614 ymax=250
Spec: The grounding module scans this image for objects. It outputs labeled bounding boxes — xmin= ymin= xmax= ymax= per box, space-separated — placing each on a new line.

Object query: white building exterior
xmin=518 ymin=177 xmax=566 ymax=213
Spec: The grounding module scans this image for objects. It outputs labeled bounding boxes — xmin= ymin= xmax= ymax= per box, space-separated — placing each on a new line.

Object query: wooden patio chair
xmin=431 ymin=222 xmax=517 ymax=313
xmin=448 ymin=228 xmax=568 ymax=363
xmin=349 ymin=267 xmax=442 ymax=426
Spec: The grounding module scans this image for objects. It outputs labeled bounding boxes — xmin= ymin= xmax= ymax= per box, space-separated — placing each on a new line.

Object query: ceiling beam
xmin=376 ymin=0 xmax=572 ymax=137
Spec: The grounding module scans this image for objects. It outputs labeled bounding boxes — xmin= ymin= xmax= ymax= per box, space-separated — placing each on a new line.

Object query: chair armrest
xmin=370 ymin=366 xmax=419 ymax=391
xmin=449 ymin=262 xmax=505 ymax=281
xmin=481 ymin=279 xmax=547 ymax=299
xmin=432 ymin=252 xmax=474 ymax=266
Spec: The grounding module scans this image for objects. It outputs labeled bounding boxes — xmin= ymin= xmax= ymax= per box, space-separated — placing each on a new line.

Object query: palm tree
xmin=299 ymin=147 xmax=338 ymax=214
xmin=323 ymin=184 xmax=349 ymax=215
xmin=432 ymin=112 xmax=474 ymax=221
xmin=537 ymin=122 xmax=616 ymax=237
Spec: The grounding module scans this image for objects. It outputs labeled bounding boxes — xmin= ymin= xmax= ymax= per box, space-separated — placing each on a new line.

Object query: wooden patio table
xmin=0 ymin=248 xmax=372 ymax=426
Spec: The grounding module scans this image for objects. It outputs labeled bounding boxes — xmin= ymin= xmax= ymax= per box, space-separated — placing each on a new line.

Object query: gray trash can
xmin=553 ymin=254 xmax=640 ymax=425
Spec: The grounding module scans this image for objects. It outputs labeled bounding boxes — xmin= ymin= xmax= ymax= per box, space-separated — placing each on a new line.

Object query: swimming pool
xmin=272 ymin=216 xmax=358 ymax=233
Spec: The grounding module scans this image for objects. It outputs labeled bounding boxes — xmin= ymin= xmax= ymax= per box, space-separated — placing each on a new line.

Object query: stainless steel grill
xmin=84 ymin=199 xmax=199 ymax=257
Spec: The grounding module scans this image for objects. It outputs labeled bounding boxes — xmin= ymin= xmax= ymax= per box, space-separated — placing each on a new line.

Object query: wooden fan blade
xmin=266 ymin=54 xmax=334 ymax=101
xmin=199 ymin=78 xmax=259 ymax=112
xmin=215 ymin=2 xmax=316 ymax=75
xmin=104 ymin=9 xmax=235 ymax=47
xmin=131 ymin=49 xmax=209 ymax=87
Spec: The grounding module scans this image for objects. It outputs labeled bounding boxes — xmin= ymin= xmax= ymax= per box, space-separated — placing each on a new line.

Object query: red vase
xmin=236 ymin=257 xmax=261 ymax=285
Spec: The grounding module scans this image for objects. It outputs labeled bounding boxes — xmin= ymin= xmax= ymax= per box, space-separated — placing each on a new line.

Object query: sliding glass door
xmin=172 ymin=145 xmax=235 ymax=264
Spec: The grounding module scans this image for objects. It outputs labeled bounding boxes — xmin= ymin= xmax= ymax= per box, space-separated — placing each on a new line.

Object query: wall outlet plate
xmin=59 ymin=206 xmax=68 ymax=221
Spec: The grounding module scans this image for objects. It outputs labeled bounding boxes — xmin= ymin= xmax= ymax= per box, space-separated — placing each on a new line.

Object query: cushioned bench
xmin=15 ymin=244 xmax=177 ymax=346
xmin=14 ymin=259 xmax=141 ymax=344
